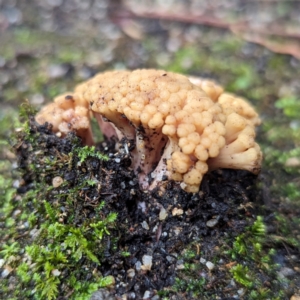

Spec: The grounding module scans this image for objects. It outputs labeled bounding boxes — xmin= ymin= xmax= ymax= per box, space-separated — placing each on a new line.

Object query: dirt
xmin=11 ymin=117 xmax=297 ymax=299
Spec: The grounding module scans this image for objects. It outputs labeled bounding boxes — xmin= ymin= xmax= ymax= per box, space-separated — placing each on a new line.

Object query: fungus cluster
xmin=36 ymin=69 xmax=262 ymax=192
xmin=35 ymin=92 xmax=93 ymax=145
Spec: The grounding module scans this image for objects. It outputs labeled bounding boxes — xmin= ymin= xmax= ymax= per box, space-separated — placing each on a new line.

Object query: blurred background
xmin=1 ymin=0 xmax=300 ymax=110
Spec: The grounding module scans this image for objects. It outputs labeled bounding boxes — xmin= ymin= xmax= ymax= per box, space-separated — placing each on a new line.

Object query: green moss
xmin=173 ymin=276 xmax=206 ymax=297
xmin=230 ymin=264 xmax=253 ymax=288
xmin=76 ymin=145 xmax=109 ymax=163
xmin=229 ymin=216 xmax=266 ymax=260
xmin=57 ymin=49 xmax=84 ymax=64
xmin=0 ymin=242 xmax=21 ymax=261
xmin=275 ymin=96 xmax=300 ymax=118
xmin=166 ymin=40 xmax=259 ymax=97
xmin=0 ymin=106 xmax=120 ymax=299
xmin=281 ymin=182 xmax=300 ymax=201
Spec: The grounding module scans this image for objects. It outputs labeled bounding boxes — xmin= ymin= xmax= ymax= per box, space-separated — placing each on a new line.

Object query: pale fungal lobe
xmin=36 ymin=69 xmax=262 ymax=193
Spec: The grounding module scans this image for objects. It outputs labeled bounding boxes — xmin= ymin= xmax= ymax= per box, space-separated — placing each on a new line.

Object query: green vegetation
xmin=230 ymin=216 xmax=266 ymax=260
xmin=158 ymin=216 xmax=291 ymax=299
xmin=76 ymin=145 xmax=109 ymax=163
xmin=0 ymin=109 xmax=118 ymax=300
xmin=166 ymin=39 xmax=261 ymax=99
xmin=230 ymin=264 xmax=253 ymax=288
xmin=275 ymin=96 xmax=300 ymax=118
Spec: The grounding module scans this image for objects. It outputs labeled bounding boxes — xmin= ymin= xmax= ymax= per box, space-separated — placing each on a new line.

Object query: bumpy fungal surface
xmin=35 ymin=69 xmax=262 ymax=192
xmin=35 ymin=93 xmax=93 ymax=145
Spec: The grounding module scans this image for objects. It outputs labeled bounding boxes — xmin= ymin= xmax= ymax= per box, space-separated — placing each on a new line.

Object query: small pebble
xmin=13 ymin=180 xmax=20 ymax=188
xmin=206 ymin=261 xmax=215 ymax=270
xmin=166 ymin=256 xmax=175 ymax=263
xmin=206 ymin=218 xmax=219 ymax=228
xmin=176 ymin=264 xmax=185 ymax=270
xmin=152 ymin=224 xmax=158 ymax=233
xmin=141 ymin=255 xmax=152 ymax=271
xmin=278 ymin=267 xmax=296 ymax=278
xmin=90 ymin=289 xmax=116 ymax=300
xmin=173 ymin=227 xmax=181 ymax=235
xmin=200 ymin=257 xmax=206 ymax=264
xmin=52 ymin=176 xmax=64 ymax=188
xmin=13 ymin=209 xmax=21 ymax=217
xmin=180 ymin=182 xmax=187 ymax=189
xmin=135 ymin=261 xmax=142 ymax=271
xmin=0 ymin=259 xmax=5 ymax=268
xmin=127 ymin=268 xmax=135 ymax=278
xmin=141 ymin=221 xmax=149 ymax=230
xmin=159 ymin=207 xmax=167 ymax=220
xmin=127 ymin=292 xmax=135 ymax=299
xmin=143 ymin=291 xmax=151 ymax=299
xmin=51 ymin=269 xmax=61 ymax=276
xmin=1 ymin=265 xmax=13 ymax=278
xmin=237 ymin=288 xmax=245 ymax=296
xmin=172 ymin=207 xmax=183 ymax=216
xmin=47 ymin=64 xmax=68 ymax=79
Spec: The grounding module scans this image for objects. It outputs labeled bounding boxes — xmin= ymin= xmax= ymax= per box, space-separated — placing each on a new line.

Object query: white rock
xmin=127 ymin=268 xmax=135 ymax=278
xmin=142 ymin=221 xmax=149 ymax=230
xmin=206 ymin=261 xmax=215 ymax=270
xmin=52 ymin=176 xmax=64 ymax=188
xmin=238 ymin=288 xmax=245 ymax=296
xmin=0 ymin=259 xmax=5 ymax=268
xmin=143 ymin=291 xmax=151 ymax=299
xmin=176 ymin=264 xmax=185 ymax=270
xmin=141 ymin=255 xmax=152 ymax=271
xmin=135 ymin=261 xmax=142 ymax=271
xmin=13 ymin=209 xmax=21 ymax=217
xmin=1 ymin=265 xmax=13 ymax=278
xmin=180 ymin=182 xmax=187 ymax=189
xmin=200 ymin=257 xmax=206 ymax=264
xmin=206 ymin=218 xmax=219 ymax=227
xmin=159 ymin=207 xmax=167 ymax=220
xmin=51 ymin=269 xmax=61 ymax=276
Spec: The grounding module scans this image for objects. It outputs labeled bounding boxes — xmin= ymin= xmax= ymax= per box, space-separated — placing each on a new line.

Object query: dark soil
xmin=12 ymin=117 xmax=289 ymax=300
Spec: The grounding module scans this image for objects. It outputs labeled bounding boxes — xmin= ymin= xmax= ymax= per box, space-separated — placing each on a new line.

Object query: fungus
xmin=35 ymin=93 xmax=93 ymax=145
xmin=36 ymin=69 xmax=262 ymax=192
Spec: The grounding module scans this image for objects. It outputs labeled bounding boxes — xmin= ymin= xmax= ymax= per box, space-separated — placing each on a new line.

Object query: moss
xmin=230 ymin=264 xmax=253 ymax=288
xmin=0 ymin=107 xmax=119 ymax=300
xmin=76 ymin=145 xmax=109 ymax=163
xmin=158 ymin=215 xmax=293 ymax=299
xmin=57 ymin=49 xmax=84 ymax=64
xmin=275 ymin=96 xmax=300 ymax=118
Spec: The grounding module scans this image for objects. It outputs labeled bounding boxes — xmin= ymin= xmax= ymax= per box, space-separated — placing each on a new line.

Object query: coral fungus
xmin=36 ymin=69 xmax=262 ymax=192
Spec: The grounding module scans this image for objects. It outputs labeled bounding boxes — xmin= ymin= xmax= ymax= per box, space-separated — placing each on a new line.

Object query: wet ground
xmin=0 ymin=1 xmax=300 ymax=299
